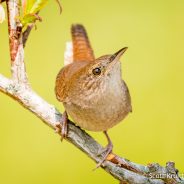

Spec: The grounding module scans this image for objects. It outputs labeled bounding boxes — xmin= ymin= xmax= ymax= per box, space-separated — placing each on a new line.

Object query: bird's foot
xmin=96 ymin=139 xmax=113 ymax=169
xmin=55 ymin=111 xmax=68 ymax=141
xmin=96 ymin=142 xmax=113 ymax=169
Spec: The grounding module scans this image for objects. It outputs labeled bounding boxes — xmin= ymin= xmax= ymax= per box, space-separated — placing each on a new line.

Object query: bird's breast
xmin=64 ymin=82 xmax=130 ymax=131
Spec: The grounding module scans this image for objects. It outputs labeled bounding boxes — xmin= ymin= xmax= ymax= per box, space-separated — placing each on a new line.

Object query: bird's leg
xmin=96 ymin=131 xmax=113 ymax=168
xmin=55 ymin=111 xmax=68 ymax=141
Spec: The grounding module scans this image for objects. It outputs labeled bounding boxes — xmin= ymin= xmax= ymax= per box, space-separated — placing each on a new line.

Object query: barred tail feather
xmin=71 ymin=24 xmax=95 ymax=62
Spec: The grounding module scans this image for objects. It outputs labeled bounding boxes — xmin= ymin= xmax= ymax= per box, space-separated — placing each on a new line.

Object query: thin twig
xmin=22 ymin=11 xmax=40 ymax=47
xmin=23 ymin=24 xmax=34 ymax=47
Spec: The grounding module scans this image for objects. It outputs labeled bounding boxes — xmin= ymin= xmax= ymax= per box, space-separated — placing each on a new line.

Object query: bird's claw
xmin=94 ymin=131 xmax=113 ymax=169
xmin=55 ymin=111 xmax=68 ymax=141
xmin=95 ymin=141 xmax=113 ymax=169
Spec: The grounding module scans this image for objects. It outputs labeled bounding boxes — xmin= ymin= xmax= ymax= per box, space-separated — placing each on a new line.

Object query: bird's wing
xmin=55 ymin=61 xmax=89 ymax=102
xmin=122 ymin=80 xmax=132 ymax=113
xmin=71 ymin=24 xmax=95 ymax=62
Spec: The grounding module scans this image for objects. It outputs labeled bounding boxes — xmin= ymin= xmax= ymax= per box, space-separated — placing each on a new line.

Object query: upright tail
xmin=71 ymin=24 xmax=95 ymax=62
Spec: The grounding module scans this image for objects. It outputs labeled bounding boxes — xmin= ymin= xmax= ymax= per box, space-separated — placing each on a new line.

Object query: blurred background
xmin=0 ymin=0 xmax=184 ymax=183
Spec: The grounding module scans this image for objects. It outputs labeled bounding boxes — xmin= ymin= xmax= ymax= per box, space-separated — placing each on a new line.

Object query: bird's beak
xmin=105 ymin=47 xmax=128 ymax=74
xmin=109 ymin=47 xmax=128 ymax=63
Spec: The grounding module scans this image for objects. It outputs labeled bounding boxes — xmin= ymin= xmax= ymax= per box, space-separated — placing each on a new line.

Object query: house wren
xmin=55 ymin=24 xmax=132 ymax=167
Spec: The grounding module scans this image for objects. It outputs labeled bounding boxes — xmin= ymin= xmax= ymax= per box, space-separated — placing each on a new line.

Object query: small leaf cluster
xmin=20 ymin=0 xmax=49 ymax=27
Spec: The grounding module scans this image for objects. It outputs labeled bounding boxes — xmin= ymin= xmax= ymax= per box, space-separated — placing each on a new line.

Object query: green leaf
xmin=20 ymin=0 xmax=62 ymax=27
xmin=20 ymin=0 xmax=47 ymax=27
xmin=22 ymin=0 xmax=48 ymax=15
xmin=29 ymin=0 xmax=48 ymax=14
xmin=22 ymin=0 xmax=35 ymax=15
xmin=21 ymin=13 xmax=42 ymax=26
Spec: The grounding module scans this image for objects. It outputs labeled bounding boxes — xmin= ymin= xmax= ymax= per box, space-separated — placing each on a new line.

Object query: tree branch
xmin=6 ymin=0 xmax=27 ymax=83
xmin=1 ymin=1 xmax=183 ymax=183
xmin=0 ymin=74 xmax=184 ymax=184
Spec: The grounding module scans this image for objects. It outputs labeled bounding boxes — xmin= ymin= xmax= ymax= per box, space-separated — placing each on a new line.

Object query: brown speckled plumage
xmin=55 ymin=24 xmax=132 ymax=132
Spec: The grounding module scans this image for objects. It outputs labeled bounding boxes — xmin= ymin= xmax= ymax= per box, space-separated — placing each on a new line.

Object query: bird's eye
xmin=92 ymin=67 xmax=101 ymax=75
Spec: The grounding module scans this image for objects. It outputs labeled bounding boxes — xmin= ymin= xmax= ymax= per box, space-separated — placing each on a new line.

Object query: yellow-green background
xmin=0 ymin=0 xmax=184 ymax=183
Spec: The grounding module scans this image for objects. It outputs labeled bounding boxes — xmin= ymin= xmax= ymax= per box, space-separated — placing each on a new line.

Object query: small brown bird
xmin=55 ymin=24 xmax=132 ymax=167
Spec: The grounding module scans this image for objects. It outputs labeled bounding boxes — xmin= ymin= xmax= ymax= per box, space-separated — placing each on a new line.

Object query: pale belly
xmin=64 ymin=97 xmax=129 ymax=132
